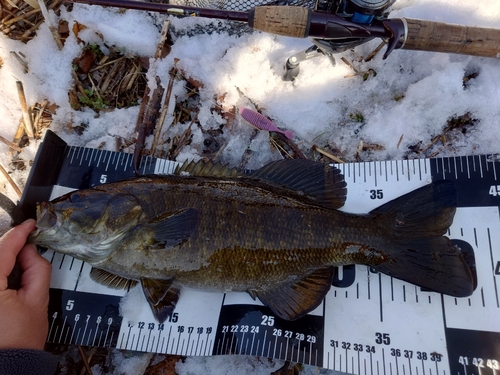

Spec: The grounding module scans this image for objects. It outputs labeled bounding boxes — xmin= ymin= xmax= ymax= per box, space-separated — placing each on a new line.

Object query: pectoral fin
xmin=251 ymin=266 xmax=334 ymax=321
xmin=148 ymin=208 xmax=199 ymax=247
xmin=141 ymin=278 xmax=180 ymax=323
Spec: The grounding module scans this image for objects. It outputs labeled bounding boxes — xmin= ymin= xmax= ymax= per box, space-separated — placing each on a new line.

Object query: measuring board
xmin=19 ymin=130 xmax=500 ymax=373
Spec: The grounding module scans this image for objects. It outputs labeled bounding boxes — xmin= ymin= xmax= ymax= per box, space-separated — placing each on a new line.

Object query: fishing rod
xmin=68 ymin=0 xmax=500 ymax=79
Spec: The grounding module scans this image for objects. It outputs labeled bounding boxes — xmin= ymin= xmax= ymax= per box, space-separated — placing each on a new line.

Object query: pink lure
xmin=239 ymin=108 xmax=294 ymax=140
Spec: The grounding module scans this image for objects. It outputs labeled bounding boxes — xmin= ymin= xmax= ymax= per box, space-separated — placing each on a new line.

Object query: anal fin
xmin=90 ymin=267 xmax=138 ymax=290
xmin=141 ymin=278 xmax=180 ymax=323
xmin=251 ymin=266 xmax=334 ymax=321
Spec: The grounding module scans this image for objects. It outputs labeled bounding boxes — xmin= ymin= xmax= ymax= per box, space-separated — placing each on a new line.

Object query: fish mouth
xmin=28 ymin=202 xmax=61 ymax=244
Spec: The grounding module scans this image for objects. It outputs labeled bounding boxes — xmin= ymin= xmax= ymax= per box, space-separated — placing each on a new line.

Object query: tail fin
xmin=370 ymin=181 xmax=476 ymax=297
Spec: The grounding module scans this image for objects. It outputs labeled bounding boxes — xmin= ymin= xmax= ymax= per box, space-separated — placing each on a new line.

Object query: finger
xmin=0 ymin=219 xmax=37 ymax=280
xmin=17 ymin=244 xmax=52 ymax=305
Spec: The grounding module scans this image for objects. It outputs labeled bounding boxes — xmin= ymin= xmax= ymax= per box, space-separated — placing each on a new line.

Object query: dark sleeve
xmin=0 ymin=349 xmax=59 ymax=375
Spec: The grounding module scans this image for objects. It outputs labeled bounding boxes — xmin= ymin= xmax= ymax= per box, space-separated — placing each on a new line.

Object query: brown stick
xmin=154 ymin=19 xmax=170 ymax=59
xmin=134 ymin=86 xmax=150 ymax=132
xmin=402 ymin=18 xmax=500 ymax=58
xmin=0 ymin=164 xmax=22 ymax=198
xmin=0 ymin=135 xmax=23 ymax=152
xmin=133 ymin=77 xmax=164 ymax=173
xmin=150 ymin=67 xmax=176 ymax=156
xmin=32 ymin=99 xmax=49 ymax=135
xmin=36 ymin=0 xmax=63 ymax=50
xmin=312 ymin=145 xmax=344 ymax=164
xmin=77 ymin=345 xmax=93 ymax=375
xmin=16 ymin=81 xmax=34 ymax=138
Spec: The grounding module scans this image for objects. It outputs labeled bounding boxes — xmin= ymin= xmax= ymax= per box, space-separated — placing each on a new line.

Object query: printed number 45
xmin=489 ymin=185 xmax=500 ymax=196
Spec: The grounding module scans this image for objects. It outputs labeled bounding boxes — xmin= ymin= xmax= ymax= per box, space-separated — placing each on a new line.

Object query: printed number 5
xmin=66 ymin=300 xmax=75 ymax=311
xmin=370 ymin=190 xmax=383 ymax=199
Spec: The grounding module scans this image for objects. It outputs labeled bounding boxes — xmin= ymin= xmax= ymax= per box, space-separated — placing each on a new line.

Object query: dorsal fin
xmin=250 ymin=159 xmax=347 ymax=209
xmin=175 ymin=160 xmax=241 ymax=178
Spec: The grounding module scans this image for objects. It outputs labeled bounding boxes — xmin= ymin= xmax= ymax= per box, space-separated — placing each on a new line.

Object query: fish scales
xmin=29 ymin=159 xmax=477 ymax=322
xmin=98 ymin=176 xmax=384 ymax=285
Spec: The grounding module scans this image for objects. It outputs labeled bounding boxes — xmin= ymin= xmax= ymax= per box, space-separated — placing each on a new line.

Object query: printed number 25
xmin=370 ymin=190 xmax=383 ymax=199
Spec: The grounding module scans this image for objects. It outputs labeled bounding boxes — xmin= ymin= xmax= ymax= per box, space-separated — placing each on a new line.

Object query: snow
xmin=1 ymin=0 xmax=500 ymax=372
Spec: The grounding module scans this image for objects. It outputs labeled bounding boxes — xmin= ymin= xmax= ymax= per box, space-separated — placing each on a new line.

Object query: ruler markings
xmin=81 ymin=319 xmax=89 ymax=345
xmin=70 ymin=146 xmax=78 ymax=163
xmin=379 ymin=273 xmax=384 ymax=322
xmin=160 ymin=336 xmax=166 ymax=354
xmin=492 ymin=157 xmax=498 ymax=181
xmin=31 ymin=140 xmax=500 ymax=371
xmin=88 ymin=148 xmax=94 ymax=166
xmin=487 ymin=228 xmax=500 ymax=308
xmin=124 ymin=153 xmax=131 ymax=172
xmin=64 ymin=325 xmax=70 ymax=343
xmin=58 ymin=254 xmax=65 ymax=269
xmin=142 ymin=156 xmax=150 ymax=175
xmin=96 ymin=150 xmax=104 ymax=167
xmin=72 ymin=261 xmax=85 ymax=291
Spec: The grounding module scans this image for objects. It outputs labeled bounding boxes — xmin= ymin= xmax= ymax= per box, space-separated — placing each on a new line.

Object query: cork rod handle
xmin=402 ymin=18 xmax=500 ymax=58
xmin=248 ymin=6 xmax=311 ymax=38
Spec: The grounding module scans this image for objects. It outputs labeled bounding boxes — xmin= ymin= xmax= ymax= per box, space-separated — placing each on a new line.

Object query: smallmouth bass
xmin=28 ymin=159 xmax=477 ymax=322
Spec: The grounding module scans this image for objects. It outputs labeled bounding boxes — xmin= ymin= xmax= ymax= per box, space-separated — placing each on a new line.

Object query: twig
xmin=270 ymin=136 xmax=293 ymax=159
xmin=89 ymin=55 xmax=126 ymax=73
xmin=77 ymin=345 xmax=93 ymax=375
xmin=365 ymin=40 xmax=387 ymax=62
xmin=341 ymin=56 xmax=359 ymax=73
xmin=396 ymin=134 xmax=404 ymax=149
xmin=312 ymin=145 xmax=345 ymax=164
xmin=154 ymin=20 xmax=170 ymax=59
xmin=16 ymin=81 xmax=34 ymax=138
xmin=36 ymin=0 xmax=63 ymax=49
xmin=169 ymin=113 xmax=197 ymax=160
xmin=134 ymin=86 xmax=150 ymax=132
xmin=0 ymin=164 xmax=22 ymax=198
xmin=32 ymin=99 xmax=48 ymax=134
xmin=0 ymin=135 xmax=23 ymax=152
xmin=133 ymin=77 xmax=164 ymax=173
xmin=9 ymin=51 xmax=29 ymax=73
xmin=277 ymin=132 xmax=306 ymax=159
xmin=2 ymin=7 xmax=39 ymax=26
xmin=11 ymin=120 xmax=26 ymax=147
xmin=150 ymin=67 xmax=176 ymax=156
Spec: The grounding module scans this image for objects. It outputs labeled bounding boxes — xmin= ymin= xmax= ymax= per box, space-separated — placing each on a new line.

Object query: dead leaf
xmin=72 ymin=21 xmax=88 ymax=44
xmin=74 ymin=48 xmax=97 ymax=74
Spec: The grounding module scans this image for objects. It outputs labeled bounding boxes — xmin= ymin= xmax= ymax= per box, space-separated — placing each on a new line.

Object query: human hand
xmin=0 ymin=219 xmax=52 ymax=350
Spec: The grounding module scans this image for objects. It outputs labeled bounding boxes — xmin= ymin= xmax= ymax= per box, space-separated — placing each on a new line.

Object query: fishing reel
xmin=283 ymin=0 xmax=396 ymax=80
